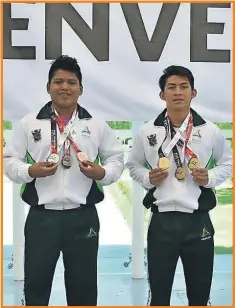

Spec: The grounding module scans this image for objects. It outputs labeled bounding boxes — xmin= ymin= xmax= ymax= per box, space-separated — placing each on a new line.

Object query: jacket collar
xmin=153 ymin=108 xmax=206 ymax=127
xmin=36 ymin=101 xmax=92 ymax=120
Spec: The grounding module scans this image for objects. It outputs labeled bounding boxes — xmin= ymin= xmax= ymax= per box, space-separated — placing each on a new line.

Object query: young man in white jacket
xmin=4 ymin=55 xmax=124 ymax=306
xmin=126 ymin=65 xmax=232 ymax=306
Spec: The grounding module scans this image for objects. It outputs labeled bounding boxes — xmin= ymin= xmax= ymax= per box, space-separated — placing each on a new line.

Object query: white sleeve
xmin=204 ymin=126 xmax=232 ymax=188
xmin=4 ymin=120 xmax=34 ymax=184
xmin=97 ymin=122 xmax=124 ymax=186
xmin=125 ymin=129 xmax=155 ymax=190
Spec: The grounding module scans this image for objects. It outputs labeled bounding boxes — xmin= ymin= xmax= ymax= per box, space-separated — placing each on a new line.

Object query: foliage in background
xmin=117 ymin=180 xmax=131 ymax=199
xmin=3 ymin=120 xmax=12 ymax=130
xmin=4 ymin=120 xmax=133 ymax=130
xmin=109 ymin=178 xmax=232 ymax=253
xmin=216 ymin=188 xmax=233 ymax=205
xmin=106 ymin=121 xmax=132 ymax=130
xmin=3 ymin=120 xmax=233 ymax=131
xmin=216 ymin=122 xmax=232 ymax=129
xmin=117 ymin=180 xmax=232 ymax=210
xmin=106 ymin=121 xmax=232 ymax=130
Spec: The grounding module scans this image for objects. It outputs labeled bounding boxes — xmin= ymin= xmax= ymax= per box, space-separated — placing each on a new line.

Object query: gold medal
xmin=175 ymin=167 xmax=186 ymax=180
xmin=47 ymin=153 xmax=60 ymax=164
xmin=158 ymin=157 xmax=170 ymax=170
xmin=187 ymin=157 xmax=200 ymax=171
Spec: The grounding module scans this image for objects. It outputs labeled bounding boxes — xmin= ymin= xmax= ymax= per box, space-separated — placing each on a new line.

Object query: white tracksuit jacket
xmin=126 ymin=108 xmax=232 ymax=213
xmin=4 ymin=102 xmax=124 ymax=209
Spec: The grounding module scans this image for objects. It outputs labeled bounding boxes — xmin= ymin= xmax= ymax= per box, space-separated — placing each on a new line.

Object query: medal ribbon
xmin=158 ymin=112 xmax=198 ymax=170
xmin=50 ymin=114 xmax=58 ymax=154
xmin=170 ymin=114 xmax=198 ymax=160
xmin=158 ymin=113 xmax=189 ymax=160
xmin=49 ymin=108 xmax=81 ymax=157
xmin=55 ymin=115 xmax=81 ymax=155
xmin=170 ymin=126 xmax=183 ymax=169
xmin=183 ymin=115 xmax=198 ymax=159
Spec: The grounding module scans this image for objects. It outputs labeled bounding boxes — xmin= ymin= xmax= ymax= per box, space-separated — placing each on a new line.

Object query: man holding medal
xmin=126 ymin=65 xmax=232 ymax=306
xmin=4 ymin=55 xmax=124 ymax=306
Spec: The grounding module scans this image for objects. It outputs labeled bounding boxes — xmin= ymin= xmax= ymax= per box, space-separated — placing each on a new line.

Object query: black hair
xmin=158 ymin=65 xmax=194 ymax=91
xmin=48 ymin=55 xmax=82 ymax=85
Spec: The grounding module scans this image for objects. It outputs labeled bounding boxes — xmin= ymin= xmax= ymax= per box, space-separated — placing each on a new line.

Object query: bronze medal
xmin=187 ymin=157 xmax=200 ymax=171
xmin=77 ymin=152 xmax=89 ymax=163
xmin=158 ymin=157 xmax=170 ymax=170
xmin=62 ymin=155 xmax=71 ymax=169
xmin=175 ymin=167 xmax=186 ymax=180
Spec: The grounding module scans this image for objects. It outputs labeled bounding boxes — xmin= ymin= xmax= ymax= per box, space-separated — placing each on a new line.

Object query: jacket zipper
xmin=62 ymin=164 xmax=65 ymax=210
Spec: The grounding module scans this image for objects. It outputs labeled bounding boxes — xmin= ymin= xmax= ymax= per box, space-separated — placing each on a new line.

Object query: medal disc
xmin=175 ymin=167 xmax=186 ymax=180
xmin=62 ymin=155 xmax=72 ymax=168
xmin=158 ymin=157 xmax=170 ymax=170
xmin=47 ymin=153 xmax=59 ymax=164
xmin=77 ymin=152 xmax=89 ymax=163
xmin=187 ymin=157 xmax=200 ymax=171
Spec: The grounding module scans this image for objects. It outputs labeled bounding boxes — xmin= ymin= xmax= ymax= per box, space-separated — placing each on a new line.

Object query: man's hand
xmin=191 ymin=168 xmax=209 ymax=186
xmin=28 ymin=162 xmax=58 ymax=178
xmin=79 ymin=161 xmax=105 ymax=180
xmin=149 ymin=168 xmax=169 ymax=186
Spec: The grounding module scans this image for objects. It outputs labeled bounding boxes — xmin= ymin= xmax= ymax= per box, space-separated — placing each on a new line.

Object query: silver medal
xmin=62 ymin=155 xmax=72 ymax=168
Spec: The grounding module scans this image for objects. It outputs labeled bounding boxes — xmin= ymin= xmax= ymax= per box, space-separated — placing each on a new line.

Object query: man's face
xmin=160 ymin=75 xmax=197 ymax=111
xmin=47 ymin=69 xmax=82 ymax=109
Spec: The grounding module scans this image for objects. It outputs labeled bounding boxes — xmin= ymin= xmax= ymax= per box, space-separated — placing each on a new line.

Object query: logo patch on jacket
xmin=31 ymin=129 xmax=42 ymax=143
xmin=192 ymin=129 xmax=202 ymax=142
xmin=82 ymin=126 xmax=91 ymax=135
xmin=147 ymin=134 xmax=157 ymax=147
